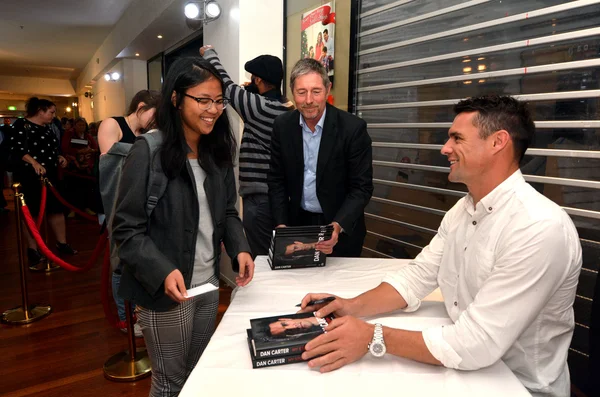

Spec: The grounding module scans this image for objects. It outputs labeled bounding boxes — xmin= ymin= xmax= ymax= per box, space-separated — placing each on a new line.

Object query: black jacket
xmin=112 ymin=137 xmax=250 ymax=311
xmin=267 ymin=104 xmax=373 ymax=256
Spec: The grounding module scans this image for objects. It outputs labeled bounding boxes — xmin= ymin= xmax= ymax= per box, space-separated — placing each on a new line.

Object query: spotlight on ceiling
xmin=104 ymin=72 xmax=121 ymax=82
xmin=184 ymin=1 xmax=221 ymax=27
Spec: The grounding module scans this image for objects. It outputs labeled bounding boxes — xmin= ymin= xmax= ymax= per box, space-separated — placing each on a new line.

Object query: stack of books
xmin=246 ymin=311 xmax=334 ymax=369
xmin=268 ymin=225 xmax=334 ymax=270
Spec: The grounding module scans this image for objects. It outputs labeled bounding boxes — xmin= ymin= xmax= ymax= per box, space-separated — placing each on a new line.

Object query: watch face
xmin=369 ymin=341 xmax=386 ymax=357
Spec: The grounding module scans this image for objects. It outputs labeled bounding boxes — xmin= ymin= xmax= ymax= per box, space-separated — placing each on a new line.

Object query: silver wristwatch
xmin=368 ymin=323 xmax=386 ymax=357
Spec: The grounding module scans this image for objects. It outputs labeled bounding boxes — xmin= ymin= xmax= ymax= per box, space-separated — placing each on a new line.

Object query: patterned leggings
xmin=137 ymin=275 xmax=219 ymax=397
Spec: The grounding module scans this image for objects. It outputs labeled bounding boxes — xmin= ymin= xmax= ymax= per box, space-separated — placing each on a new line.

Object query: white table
xmin=181 ymin=257 xmax=530 ymax=396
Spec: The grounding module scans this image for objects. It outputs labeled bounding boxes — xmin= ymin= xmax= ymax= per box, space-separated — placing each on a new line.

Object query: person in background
xmin=9 ymin=98 xmax=76 ymax=266
xmin=201 ymin=45 xmax=294 ymax=258
xmin=111 ymin=57 xmax=254 ymax=396
xmin=61 ymin=117 xmax=99 ymax=215
xmin=298 ymin=96 xmax=582 ymax=397
xmin=268 ymin=58 xmax=373 ymax=258
xmin=323 ymin=28 xmax=334 ymax=59
xmin=0 ymin=118 xmax=12 ymax=212
xmin=315 ymin=32 xmax=324 ymax=62
xmin=98 ymin=89 xmax=160 ymax=338
xmin=88 ymin=122 xmax=99 ymax=143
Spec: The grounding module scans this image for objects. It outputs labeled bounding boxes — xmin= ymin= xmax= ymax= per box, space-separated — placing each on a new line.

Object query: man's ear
xmin=492 ymin=129 xmax=510 ymax=152
xmin=171 ymin=91 xmax=178 ymax=108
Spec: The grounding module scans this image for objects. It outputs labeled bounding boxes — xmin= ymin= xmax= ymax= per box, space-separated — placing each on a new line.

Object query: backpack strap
xmin=139 ymin=130 xmax=169 ymax=218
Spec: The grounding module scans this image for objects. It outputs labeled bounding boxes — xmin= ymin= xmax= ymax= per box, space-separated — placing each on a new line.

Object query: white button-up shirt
xmin=383 ymin=170 xmax=582 ymax=397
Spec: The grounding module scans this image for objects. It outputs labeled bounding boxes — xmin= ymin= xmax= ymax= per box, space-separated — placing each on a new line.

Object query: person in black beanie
xmin=200 ymin=45 xmax=295 ymax=259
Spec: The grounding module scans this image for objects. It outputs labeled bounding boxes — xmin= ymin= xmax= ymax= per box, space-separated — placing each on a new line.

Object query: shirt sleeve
xmin=382 ymin=205 xmax=455 ymax=311
xmin=423 ymin=217 xmax=577 ymax=370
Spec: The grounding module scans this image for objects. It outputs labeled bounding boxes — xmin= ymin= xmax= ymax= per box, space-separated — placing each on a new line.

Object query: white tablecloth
xmin=181 ymin=256 xmax=530 ymax=396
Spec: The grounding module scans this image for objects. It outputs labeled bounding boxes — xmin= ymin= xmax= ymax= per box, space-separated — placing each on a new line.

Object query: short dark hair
xmin=323 ymin=29 xmax=329 ymax=34
xmin=454 ymin=95 xmax=535 ymax=162
xmin=25 ymin=97 xmax=55 ymax=118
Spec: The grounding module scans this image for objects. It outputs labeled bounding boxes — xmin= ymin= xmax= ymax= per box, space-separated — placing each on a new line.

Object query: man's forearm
xmin=349 ymin=282 xmax=409 ymax=318
xmin=384 ymin=327 xmax=442 ymax=366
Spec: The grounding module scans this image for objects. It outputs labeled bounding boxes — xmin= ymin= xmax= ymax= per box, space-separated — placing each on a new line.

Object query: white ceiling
xmin=0 ymin=0 xmax=135 ymax=80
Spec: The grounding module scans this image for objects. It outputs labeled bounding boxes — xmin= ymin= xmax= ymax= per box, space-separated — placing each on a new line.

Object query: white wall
xmin=122 ymin=59 xmax=148 ymax=109
xmin=92 ymin=61 xmax=126 ymax=121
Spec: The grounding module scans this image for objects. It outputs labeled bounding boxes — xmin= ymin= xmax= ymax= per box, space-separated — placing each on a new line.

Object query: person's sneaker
xmin=120 ymin=322 xmax=144 ymax=338
xmin=27 ymin=248 xmax=45 ymax=267
xmin=56 ymin=242 xmax=78 ymax=255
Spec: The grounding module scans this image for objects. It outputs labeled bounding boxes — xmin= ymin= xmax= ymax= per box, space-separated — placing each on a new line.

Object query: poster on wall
xmin=301 ymin=2 xmax=336 ymax=82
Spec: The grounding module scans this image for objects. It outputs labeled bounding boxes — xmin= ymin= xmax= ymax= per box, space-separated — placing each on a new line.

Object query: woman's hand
xmin=58 ymin=155 xmax=67 ymax=168
xmin=236 ymin=252 xmax=254 ymax=287
xmin=164 ymin=269 xmax=188 ymax=303
xmin=32 ymin=161 xmax=46 ymax=175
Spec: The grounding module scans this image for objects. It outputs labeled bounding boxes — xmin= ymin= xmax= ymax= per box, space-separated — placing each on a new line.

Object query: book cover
xmin=269 ymin=225 xmax=333 ymax=269
xmin=249 ymin=311 xmax=333 ymax=359
xmin=246 ymin=329 xmax=305 ymax=369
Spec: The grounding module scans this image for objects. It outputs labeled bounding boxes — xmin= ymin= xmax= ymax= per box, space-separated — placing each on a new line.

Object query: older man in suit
xmin=268 ymin=58 xmax=373 ymax=257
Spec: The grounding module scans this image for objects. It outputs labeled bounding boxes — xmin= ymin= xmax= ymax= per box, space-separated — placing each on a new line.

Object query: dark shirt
xmin=10 ymin=118 xmax=60 ymax=170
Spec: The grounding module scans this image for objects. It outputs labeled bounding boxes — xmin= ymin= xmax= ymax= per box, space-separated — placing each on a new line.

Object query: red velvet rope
xmin=37 ymin=181 xmax=47 ymax=230
xmin=45 ymin=182 xmax=97 ymax=222
xmin=21 ymin=203 xmax=107 ymax=272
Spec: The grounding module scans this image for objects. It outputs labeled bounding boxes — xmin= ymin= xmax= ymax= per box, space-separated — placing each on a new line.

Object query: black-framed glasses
xmin=184 ymin=94 xmax=229 ymax=110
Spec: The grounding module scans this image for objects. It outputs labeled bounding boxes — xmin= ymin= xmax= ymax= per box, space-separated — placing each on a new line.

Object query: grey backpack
xmin=99 ymin=129 xmax=168 ymax=230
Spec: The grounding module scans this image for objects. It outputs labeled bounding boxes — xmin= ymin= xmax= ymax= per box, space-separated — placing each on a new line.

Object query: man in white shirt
xmin=322 ymin=28 xmax=334 ymax=59
xmin=299 ymin=95 xmax=582 ymax=397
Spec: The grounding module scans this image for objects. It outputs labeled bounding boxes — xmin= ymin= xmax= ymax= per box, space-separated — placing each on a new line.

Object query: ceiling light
xmin=111 ymin=72 xmax=121 ymax=80
xmin=66 ymin=107 xmax=72 ymax=112
xmin=463 ymin=80 xmax=472 ymax=85
xmin=205 ymin=1 xmax=221 ymax=18
xmin=477 ymin=57 xmax=485 ymax=61
xmin=157 ymin=35 xmax=163 ymax=39
xmin=462 ymin=59 xmax=471 ymax=63
xmin=185 ymin=3 xmax=200 ymax=18
xmin=135 ymin=53 xmax=140 ymax=57
xmin=104 ymin=74 xmax=111 ymax=81
xmin=463 ymin=67 xmax=472 ymax=73
xmin=477 ymin=64 xmax=486 ymax=71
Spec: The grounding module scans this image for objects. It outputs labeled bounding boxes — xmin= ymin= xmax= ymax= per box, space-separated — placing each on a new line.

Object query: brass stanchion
xmin=1 ymin=183 xmax=52 ymax=325
xmin=30 ymin=178 xmax=60 ymax=273
xmin=103 ymin=300 xmax=152 ymax=381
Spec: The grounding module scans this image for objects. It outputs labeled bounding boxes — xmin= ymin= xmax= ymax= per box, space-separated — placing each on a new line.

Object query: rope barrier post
xmin=103 ymin=300 xmax=152 ymax=381
xmin=30 ymin=178 xmax=60 ymax=273
xmin=1 ymin=183 xmax=52 ymax=325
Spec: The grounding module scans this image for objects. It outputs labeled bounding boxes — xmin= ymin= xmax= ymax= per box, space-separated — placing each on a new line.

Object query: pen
xmin=295 ymin=296 xmax=336 ymax=307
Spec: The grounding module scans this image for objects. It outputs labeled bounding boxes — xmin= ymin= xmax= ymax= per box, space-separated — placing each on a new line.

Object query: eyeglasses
xmin=184 ymin=94 xmax=229 ymax=110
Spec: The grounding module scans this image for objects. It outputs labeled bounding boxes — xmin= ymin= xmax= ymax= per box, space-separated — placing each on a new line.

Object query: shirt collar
xmin=299 ymin=107 xmax=327 ymax=132
xmin=464 ymin=169 xmax=525 ymax=214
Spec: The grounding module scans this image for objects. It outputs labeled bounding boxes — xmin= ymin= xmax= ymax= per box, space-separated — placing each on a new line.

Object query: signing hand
xmin=236 ymin=252 xmax=255 ymax=287
xmin=315 ymin=222 xmax=341 ymax=254
xmin=58 ymin=155 xmax=67 ymax=168
xmin=297 ymin=293 xmax=354 ymax=318
xmin=302 ymin=316 xmax=374 ymax=373
xmin=164 ymin=269 xmax=188 ymax=303
xmin=199 ymin=45 xmax=214 ymax=56
xmin=32 ymin=161 xmax=46 ymax=175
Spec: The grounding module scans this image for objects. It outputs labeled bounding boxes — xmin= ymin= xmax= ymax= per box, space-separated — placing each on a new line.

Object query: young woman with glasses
xmin=111 ymin=57 xmax=254 ymax=396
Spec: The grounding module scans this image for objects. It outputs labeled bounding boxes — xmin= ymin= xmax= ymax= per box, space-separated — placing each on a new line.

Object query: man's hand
xmin=275 ymin=224 xmax=287 ymax=229
xmin=164 ymin=269 xmax=188 ymax=303
xmin=58 ymin=155 xmax=67 ymax=168
xmin=302 ymin=316 xmax=374 ymax=373
xmin=199 ymin=45 xmax=213 ymax=56
xmin=315 ymin=222 xmax=341 ymax=254
xmin=236 ymin=252 xmax=255 ymax=287
xmin=297 ymin=292 xmax=354 ymax=317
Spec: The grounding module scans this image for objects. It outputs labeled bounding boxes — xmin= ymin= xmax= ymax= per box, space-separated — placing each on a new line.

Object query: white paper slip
xmin=185 ymin=283 xmax=218 ymax=298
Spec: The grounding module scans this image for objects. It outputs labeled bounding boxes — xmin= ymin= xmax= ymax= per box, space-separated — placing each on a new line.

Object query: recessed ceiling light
xmin=157 ymin=35 xmax=163 ymax=39
xmin=135 ymin=53 xmax=140 ymax=57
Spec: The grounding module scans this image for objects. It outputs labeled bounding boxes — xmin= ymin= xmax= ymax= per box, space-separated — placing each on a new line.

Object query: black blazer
xmin=268 ymin=104 xmax=373 ymax=256
xmin=112 ymin=138 xmax=250 ymax=311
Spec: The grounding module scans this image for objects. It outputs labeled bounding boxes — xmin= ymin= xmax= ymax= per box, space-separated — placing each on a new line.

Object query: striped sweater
xmin=204 ymin=49 xmax=295 ymax=197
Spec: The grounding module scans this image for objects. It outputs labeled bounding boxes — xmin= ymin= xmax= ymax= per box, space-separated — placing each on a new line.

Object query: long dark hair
xmin=155 ymin=57 xmax=236 ymax=179
xmin=26 ymin=97 xmax=55 ymax=118
xmin=127 ymin=89 xmax=160 ymax=116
